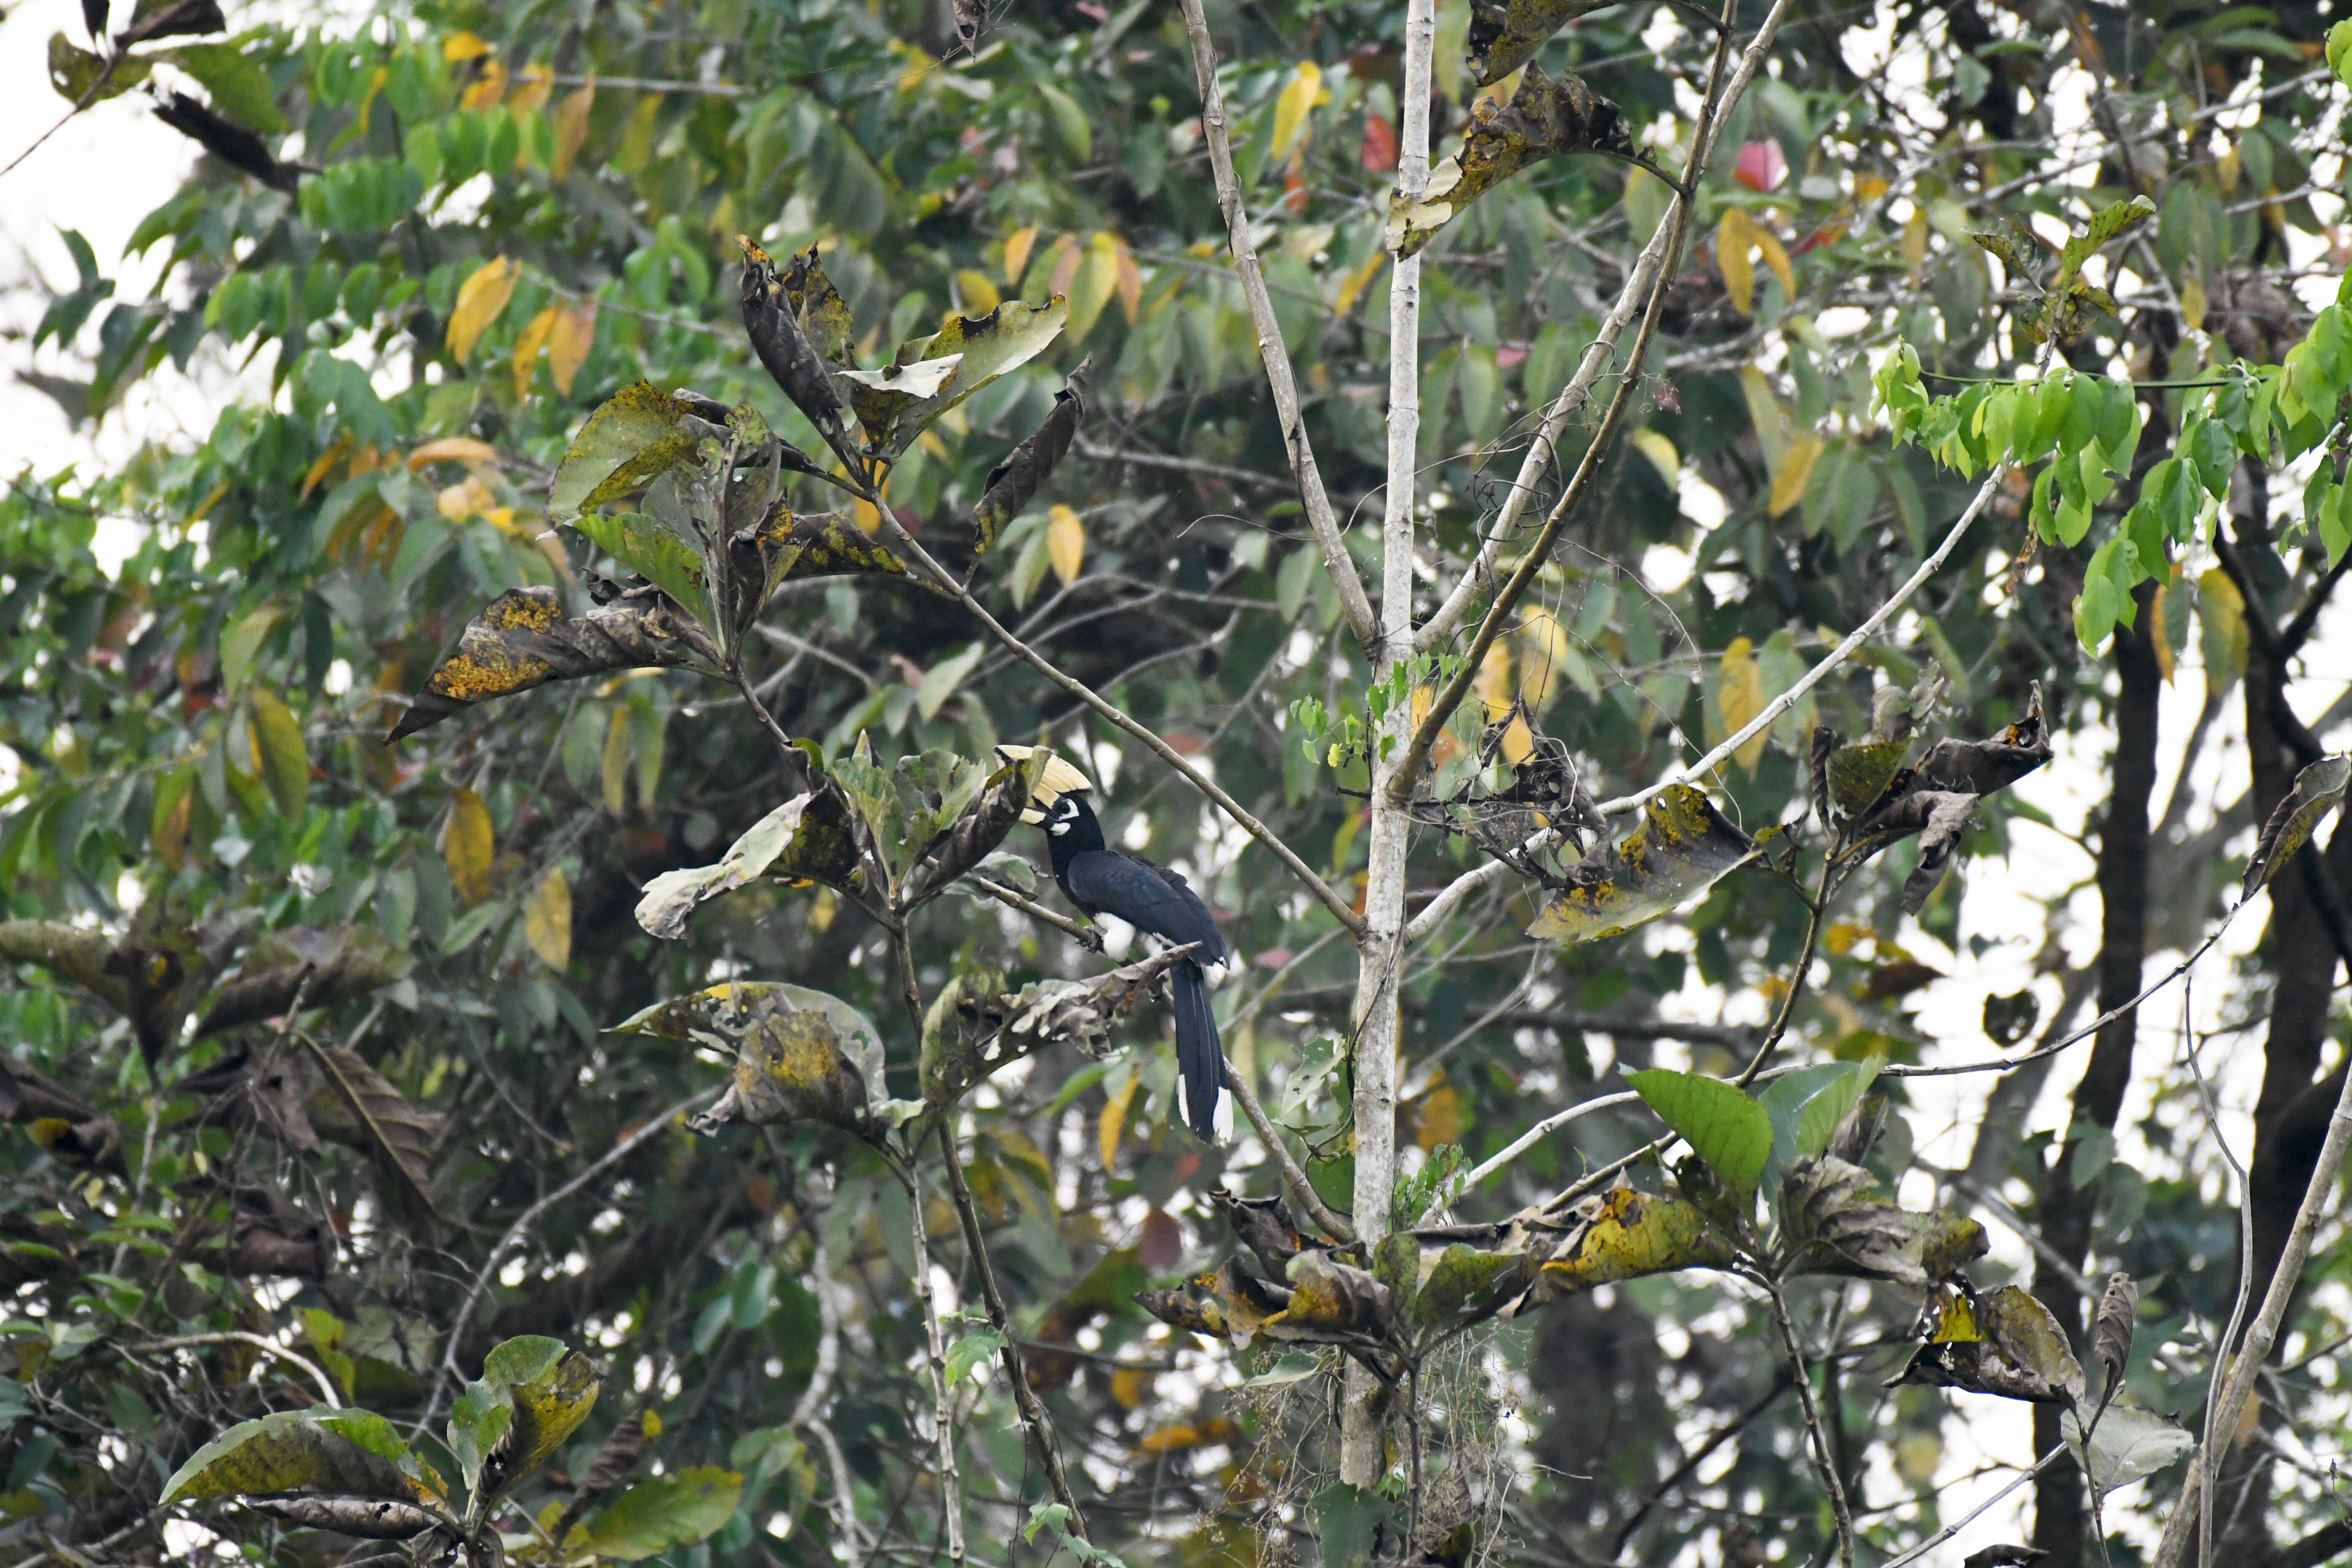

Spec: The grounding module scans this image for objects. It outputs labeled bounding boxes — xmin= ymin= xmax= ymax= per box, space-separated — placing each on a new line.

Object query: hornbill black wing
xmin=1060 ymin=849 xmax=1228 ymax=1141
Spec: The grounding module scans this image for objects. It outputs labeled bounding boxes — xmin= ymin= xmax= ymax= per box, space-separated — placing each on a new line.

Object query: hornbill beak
xmin=996 ymin=744 xmax=1094 ymax=823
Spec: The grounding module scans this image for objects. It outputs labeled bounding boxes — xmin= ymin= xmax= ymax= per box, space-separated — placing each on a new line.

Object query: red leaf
xmin=1734 ymin=139 xmax=1786 ymax=192
xmin=1361 ymin=113 xmax=1397 ymax=172
xmin=1140 ymin=1210 xmax=1185 ymax=1271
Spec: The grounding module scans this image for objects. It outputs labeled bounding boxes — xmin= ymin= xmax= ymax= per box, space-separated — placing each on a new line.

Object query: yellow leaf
xmin=1047 ymin=503 xmax=1086 ymax=586
xmin=438 ymin=476 xmax=497 ymax=521
xmin=1739 ymin=365 xmax=1788 ymax=471
xmin=1414 ymin=1084 xmax=1462 ymax=1152
xmin=1068 ymin=235 xmax=1118 ymax=342
xmin=509 ymin=63 xmax=553 ymax=114
xmin=1713 ymin=636 xmax=1770 ymax=773
xmin=1717 ymin=209 xmax=1755 ymax=316
xmin=1498 ymin=709 xmax=1534 ymax=764
xmin=2181 ymin=273 xmax=2208 ymax=333
xmin=448 ymin=257 xmax=520 ymax=365
xmin=460 ymin=59 xmax=508 ymax=109
xmin=525 ymin=866 xmax=572 ymax=969
xmin=1110 ymin=236 xmax=1143 ymax=324
xmin=1333 ymin=251 xmax=1386 ymax=317
xmin=447 ymin=787 xmax=495 ymax=906
xmin=512 ymin=306 xmax=558 ymax=403
xmin=408 ymin=436 xmax=500 ymax=471
xmin=1473 ymin=640 xmax=1512 ymax=715
xmin=2197 ymin=567 xmax=2248 ymax=686
xmin=1902 ymin=207 xmax=1929 ymax=283
xmin=955 ymin=270 xmax=1001 ymax=314
xmin=548 ymin=301 xmax=597 ymax=395
xmin=1631 ymin=428 xmax=1680 ymax=487
xmin=1753 ymin=226 xmax=1795 ymax=302
xmin=443 ymin=30 xmax=491 ymax=60
xmin=301 ymin=436 xmax=352 ymax=500
xmin=1855 ymin=174 xmax=1889 ymax=201
xmin=1769 ymin=430 xmax=1824 ymax=517
xmin=1517 ymin=609 xmax=1570 ymax=711
xmin=601 ymin=711 xmax=631 ymax=814
xmin=248 ymin=687 xmax=309 ymax=819
xmin=552 ymin=80 xmax=594 ymax=180
xmin=1270 ymin=62 xmax=1322 ymax=162
xmin=1100 ymin=1071 xmax=1137 ymax=1170
xmin=1003 ymin=225 xmax=1040 ymax=286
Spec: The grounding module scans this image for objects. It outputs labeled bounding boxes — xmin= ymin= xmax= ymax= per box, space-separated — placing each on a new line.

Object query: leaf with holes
xmin=1527 ymin=785 xmax=1757 ymax=945
xmin=636 ymin=796 xmax=811 ymax=939
xmin=1388 ymin=67 xmax=1630 ymax=259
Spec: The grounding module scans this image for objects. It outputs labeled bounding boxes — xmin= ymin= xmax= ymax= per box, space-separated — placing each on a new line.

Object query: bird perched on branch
xmin=999 ymin=747 xmax=1230 ymax=1141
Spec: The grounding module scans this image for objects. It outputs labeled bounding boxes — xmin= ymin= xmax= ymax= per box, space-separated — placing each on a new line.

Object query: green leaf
xmin=2242 ymin=754 xmax=2350 ymax=899
xmin=634 ymin=795 xmax=811 ymax=939
xmin=161 ymin=43 xmax=289 ymax=134
xmin=1824 ymin=737 xmax=1908 ymax=819
xmin=574 ymin=1468 xmax=744 ymax=1560
xmin=160 ymin=1409 xmax=420 ymax=1507
xmin=571 ymin=510 xmax=709 ymax=622
xmin=942 ymin=1323 xmax=1006 ymax=1386
xmin=1311 ymin=1482 xmax=1394 ymax=1568
xmin=550 ymin=382 xmax=710 ymax=520
xmin=1526 ymin=785 xmax=1757 ymax=944
xmin=915 ymin=642 xmax=983 ymax=721
xmin=2071 ymin=1405 xmax=2193 ymax=1494
xmin=248 ymin=688 xmax=309 ymax=819
xmin=1796 ymin=1058 xmax=1881 ymax=1159
xmin=880 ymin=298 xmax=1070 ymax=454
xmin=47 ymin=33 xmax=151 ymax=102
xmin=446 ymin=1378 xmax=512 ymax=1495
xmin=1625 ymin=1069 xmax=1771 ymax=1198
xmin=221 ymin=604 xmax=283 ymax=692
xmin=2058 ymin=196 xmax=2156 ymax=283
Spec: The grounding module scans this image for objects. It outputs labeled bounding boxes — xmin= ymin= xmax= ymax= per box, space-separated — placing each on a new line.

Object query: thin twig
xmin=1757 ymin=1273 xmax=1855 ymax=1568
xmin=148 ymin=1332 xmax=343 ymax=1408
xmin=969 ymin=873 xmax=1103 ymax=951
xmin=1226 ymin=1071 xmax=1355 ymax=1242
xmin=888 ymin=1149 xmax=967 ymax=1568
xmin=1878 ymin=1445 xmax=2071 ymax=1568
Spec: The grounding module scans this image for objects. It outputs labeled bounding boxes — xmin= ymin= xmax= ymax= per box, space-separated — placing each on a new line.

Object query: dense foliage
xmin=14 ymin=0 xmax=2352 ymax=1566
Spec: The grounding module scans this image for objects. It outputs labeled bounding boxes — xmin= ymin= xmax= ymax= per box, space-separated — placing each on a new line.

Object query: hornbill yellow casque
xmin=999 ymin=746 xmax=1230 ymax=1142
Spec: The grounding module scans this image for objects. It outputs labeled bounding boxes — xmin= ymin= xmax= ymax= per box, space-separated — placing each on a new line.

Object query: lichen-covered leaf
xmin=1891 ymin=1282 xmax=2082 ymax=1404
xmin=2243 ymin=754 xmax=2349 ymax=898
xmin=1626 ymin=1069 xmax=1770 ymax=1198
xmin=389 ymin=587 xmax=722 ymax=741
xmin=920 ymin=945 xmax=1200 ymax=1108
xmin=738 ymin=240 xmax=848 ymax=443
xmin=160 ymin=1409 xmax=421 ymax=1506
xmin=2057 ymin=195 xmax=2157 ymax=284
xmin=1824 ymin=736 xmax=1910 ymax=820
xmin=1463 ymin=0 xmax=1617 ymax=86
xmin=549 ymin=382 xmax=716 ymax=520
xmin=1263 ymin=1252 xmax=1393 ymax=1342
xmin=615 ymin=980 xmax=885 ymax=1081
xmin=731 ymin=507 xmax=911 ymax=605
xmin=572 ymin=512 xmax=709 ymax=626
xmin=635 ymin=795 xmax=811 ymax=939
xmin=480 ymin=1339 xmax=599 ymax=1493
xmin=973 ymin=361 xmax=1088 ymax=554
xmin=1388 ymin=68 xmax=1630 ymax=260
xmin=1209 ymin=1189 xmax=1313 ymax=1278
xmin=1528 ymin=784 xmax=1756 ymax=944
xmin=1519 ymin=1187 xmax=1736 ymax=1307
xmin=1412 ymin=1242 xmax=1523 ymax=1331
xmin=724 ymin=1011 xmax=873 ymax=1132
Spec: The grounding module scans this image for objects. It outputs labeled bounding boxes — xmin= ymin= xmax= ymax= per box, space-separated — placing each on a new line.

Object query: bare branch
xmin=1225 ymin=1071 xmax=1355 ymax=1243
xmin=1176 ymin=0 xmax=1380 ymax=654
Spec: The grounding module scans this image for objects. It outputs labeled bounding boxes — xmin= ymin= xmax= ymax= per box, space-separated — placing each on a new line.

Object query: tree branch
xmin=871 ymin=511 xmax=1367 ymax=935
xmin=1176 ymin=0 xmax=1380 ymax=654
xmin=1225 ymin=1071 xmax=1355 ymax=1242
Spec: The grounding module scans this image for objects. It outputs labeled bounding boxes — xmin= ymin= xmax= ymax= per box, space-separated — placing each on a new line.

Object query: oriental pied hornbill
xmin=1033 ymin=789 xmax=1230 ymax=1143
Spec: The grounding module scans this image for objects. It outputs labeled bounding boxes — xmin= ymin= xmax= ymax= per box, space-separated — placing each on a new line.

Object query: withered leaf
xmin=873 ymin=297 xmax=1068 ymax=454
xmin=728 ymin=507 xmax=912 ymax=616
xmin=904 ymin=751 xmax=1051 ymax=907
xmin=1134 ymin=1288 xmax=1227 ymax=1339
xmin=973 ymin=360 xmax=1089 ymax=555
xmin=1778 ymin=1155 xmax=1987 ymax=1285
xmin=1961 ymin=1548 xmax=2048 ymax=1568
xmin=2093 ymin=1271 xmax=2138 ymax=1391
xmin=737 ymin=239 xmax=848 ymax=444
xmin=717 ymin=1011 xmax=873 ymax=1134
xmin=389 ymin=587 xmax=722 ymax=741
xmin=919 ymin=944 xmax=1202 ymax=1108
xmin=2243 ymin=753 xmax=2349 ymax=898
xmin=243 ymin=1496 xmax=440 ymax=1539
xmin=1808 ymin=724 xmax=1834 ymax=825
xmin=195 ymin=926 xmax=416 ymax=1037
xmin=154 ymin=92 xmax=302 ymax=191
xmin=1263 ymin=1251 xmax=1393 ymax=1343
xmin=779 ymin=246 xmax=855 ymax=364
xmin=298 ymin=1038 xmax=441 ymax=1220
xmin=1983 ymin=987 xmax=2040 ymax=1046
xmin=1513 ymin=1187 xmax=1735 ymax=1311
xmin=1210 ymin=1188 xmax=1312 ymax=1278
xmin=1824 ymin=735 xmax=1910 ymax=822
xmin=1845 ymin=685 xmax=2052 ymax=910
xmin=1389 ymin=68 xmax=1629 ymax=259
xmin=1527 ymin=784 xmax=1756 ymax=944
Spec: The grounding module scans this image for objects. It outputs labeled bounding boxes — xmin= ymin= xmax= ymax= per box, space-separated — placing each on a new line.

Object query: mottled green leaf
xmin=550 ymin=382 xmax=713 ymax=520
xmin=161 ymin=1409 xmax=420 ymax=1507
xmin=635 ymin=795 xmax=811 ymax=939
xmin=1527 ymin=785 xmax=1757 ymax=944
xmin=1625 ymin=1069 xmax=1770 ymax=1198
xmin=1389 ymin=67 xmax=1629 ymax=259
xmin=2243 ymin=755 xmax=2349 ymax=898
xmin=573 ymin=1468 xmax=743 ymax=1560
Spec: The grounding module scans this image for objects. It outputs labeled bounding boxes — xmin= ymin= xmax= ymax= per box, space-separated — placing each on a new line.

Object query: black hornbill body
xmin=1039 ymin=792 xmax=1229 ymax=1141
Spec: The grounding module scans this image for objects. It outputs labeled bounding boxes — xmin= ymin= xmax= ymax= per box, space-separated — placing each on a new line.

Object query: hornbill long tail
xmin=1038 ymin=792 xmax=1229 ymax=1141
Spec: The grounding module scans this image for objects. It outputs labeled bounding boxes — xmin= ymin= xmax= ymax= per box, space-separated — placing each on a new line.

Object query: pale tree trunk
xmin=1339 ymin=0 xmax=1434 ymax=1490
